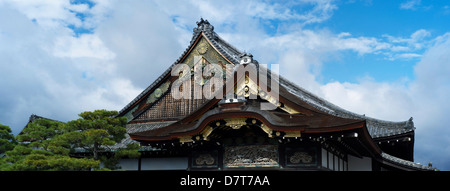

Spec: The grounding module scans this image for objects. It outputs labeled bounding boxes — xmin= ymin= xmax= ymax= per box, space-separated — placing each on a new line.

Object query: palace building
xmin=115 ymin=19 xmax=435 ymax=171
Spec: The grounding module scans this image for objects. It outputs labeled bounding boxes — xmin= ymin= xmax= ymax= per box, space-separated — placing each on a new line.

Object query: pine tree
xmin=0 ymin=124 xmax=16 ymax=154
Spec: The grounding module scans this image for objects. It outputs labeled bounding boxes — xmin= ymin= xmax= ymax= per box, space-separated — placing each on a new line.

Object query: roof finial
xmin=193 ymin=18 xmax=214 ymax=34
xmin=196 ymin=17 xmax=205 ymax=26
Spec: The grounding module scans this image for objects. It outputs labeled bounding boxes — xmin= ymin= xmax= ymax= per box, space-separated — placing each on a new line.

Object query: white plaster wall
xmin=119 ymin=158 xmax=139 ymax=170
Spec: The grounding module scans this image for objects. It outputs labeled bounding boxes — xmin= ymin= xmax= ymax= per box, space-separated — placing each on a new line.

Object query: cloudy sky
xmin=1 ymin=0 xmax=449 ymax=170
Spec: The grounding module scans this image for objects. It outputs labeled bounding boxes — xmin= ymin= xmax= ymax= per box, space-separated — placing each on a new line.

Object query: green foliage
xmin=4 ymin=152 xmax=99 ymax=171
xmin=16 ymin=118 xmax=64 ymax=143
xmin=0 ymin=109 xmax=140 ymax=171
xmin=0 ymin=124 xmax=16 ymax=154
xmin=47 ymin=156 xmax=100 ymax=171
xmin=117 ymin=143 xmax=141 ymax=159
xmin=100 ymin=143 xmax=141 ymax=170
xmin=64 ymin=109 xmax=129 ymax=160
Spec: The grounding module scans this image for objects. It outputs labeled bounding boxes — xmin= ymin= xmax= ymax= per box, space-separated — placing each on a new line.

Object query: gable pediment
xmin=122 ymin=34 xmax=236 ymax=123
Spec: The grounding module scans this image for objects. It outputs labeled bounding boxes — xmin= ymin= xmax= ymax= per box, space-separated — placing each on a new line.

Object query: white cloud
xmin=259 ymin=29 xmax=387 ymax=55
xmin=256 ymin=28 xmax=430 ymax=62
xmin=384 ymin=29 xmax=431 ymax=51
xmin=1 ymin=0 xmax=83 ymax=29
xmin=394 ymin=53 xmax=422 ymax=60
xmin=320 ymin=79 xmax=414 ymax=121
xmin=0 ymin=0 xmax=145 ymax=134
xmin=52 ymin=34 xmax=116 ymax=59
xmin=400 ymin=0 xmax=421 ymax=10
xmin=245 ymin=0 xmax=337 ymax=24
xmin=154 ymin=0 xmax=338 ymax=31
xmin=408 ymin=33 xmax=450 ymax=167
xmin=95 ymin=0 xmax=187 ymax=88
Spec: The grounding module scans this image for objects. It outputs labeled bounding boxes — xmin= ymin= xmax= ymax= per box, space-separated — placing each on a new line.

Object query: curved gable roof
xmin=118 ymin=18 xmax=415 ymax=139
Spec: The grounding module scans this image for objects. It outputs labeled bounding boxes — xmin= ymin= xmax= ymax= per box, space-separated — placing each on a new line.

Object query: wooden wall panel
xmin=135 ymin=78 xmax=209 ymax=122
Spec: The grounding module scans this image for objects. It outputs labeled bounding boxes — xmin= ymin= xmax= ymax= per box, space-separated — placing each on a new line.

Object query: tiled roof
xmin=382 ymin=152 xmax=437 ymax=171
xmin=276 ymin=75 xmax=415 ymax=138
xmin=19 ymin=114 xmax=61 ymax=135
xmin=110 ymin=121 xmax=176 ymax=150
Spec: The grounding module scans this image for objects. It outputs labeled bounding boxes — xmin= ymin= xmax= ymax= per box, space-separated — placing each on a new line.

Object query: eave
xmin=129 ymin=109 xmax=365 ymax=141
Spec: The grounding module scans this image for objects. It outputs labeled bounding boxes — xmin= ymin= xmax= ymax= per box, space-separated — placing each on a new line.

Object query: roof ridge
xmin=382 ymin=152 xmax=436 ymax=171
xmin=192 ymin=18 xmax=214 ymax=43
xmin=28 ymin=114 xmax=60 ymax=123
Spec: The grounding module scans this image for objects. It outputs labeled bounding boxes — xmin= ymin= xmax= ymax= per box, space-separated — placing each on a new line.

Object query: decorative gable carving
xmin=126 ymin=36 xmax=234 ymax=123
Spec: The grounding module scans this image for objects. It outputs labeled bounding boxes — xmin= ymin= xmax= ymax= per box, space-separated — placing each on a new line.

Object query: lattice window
xmin=135 ymin=78 xmax=209 ymax=121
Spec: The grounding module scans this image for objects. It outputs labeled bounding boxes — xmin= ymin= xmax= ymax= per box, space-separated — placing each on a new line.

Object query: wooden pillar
xmin=138 ymin=155 xmax=142 ymax=171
